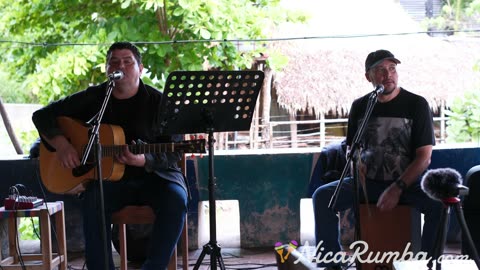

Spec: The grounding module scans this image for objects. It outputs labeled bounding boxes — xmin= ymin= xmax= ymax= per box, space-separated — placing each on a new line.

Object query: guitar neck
xmin=100 ymin=139 xmax=206 ymax=156
xmin=103 ymin=142 xmax=182 ymax=156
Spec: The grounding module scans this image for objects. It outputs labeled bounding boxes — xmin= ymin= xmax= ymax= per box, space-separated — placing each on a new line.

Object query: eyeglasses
xmin=372 ymin=65 xmax=397 ymax=76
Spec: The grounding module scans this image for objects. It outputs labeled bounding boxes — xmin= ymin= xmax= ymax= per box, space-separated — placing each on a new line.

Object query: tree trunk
xmin=0 ymin=98 xmax=23 ymax=155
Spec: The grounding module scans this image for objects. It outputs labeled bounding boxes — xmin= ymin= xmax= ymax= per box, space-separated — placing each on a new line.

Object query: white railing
xmin=209 ymin=116 xmax=449 ymax=151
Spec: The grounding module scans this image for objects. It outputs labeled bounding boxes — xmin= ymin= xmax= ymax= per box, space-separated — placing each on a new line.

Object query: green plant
xmin=445 ymin=91 xmax=480 ymax=144
xmin=0 ymin=0 xmax=306 ymax=105
xmin=0 ymin=70 xmax=36 ymax=104
xmin=18 ymin=217 xmax=40 ymax=240
xmin=19 ymin=129 xmax=40 ymax=156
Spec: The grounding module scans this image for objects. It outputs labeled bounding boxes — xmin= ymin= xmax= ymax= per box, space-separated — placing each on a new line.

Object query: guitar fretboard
xmin=94 ymin=139 xmax=205 ymax=156
xmin=103 ymin=142 xmax=180 ymax=156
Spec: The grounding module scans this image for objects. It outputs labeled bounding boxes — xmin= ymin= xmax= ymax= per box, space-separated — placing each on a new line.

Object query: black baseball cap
xmin=365 ymin=49 xmax=401 ymax=72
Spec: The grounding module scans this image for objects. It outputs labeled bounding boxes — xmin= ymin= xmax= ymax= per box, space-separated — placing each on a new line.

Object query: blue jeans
xmin=82 ymin=174 xmax=188 ymax=270
xmin=312 ymin=177 xmax=443 ymax=267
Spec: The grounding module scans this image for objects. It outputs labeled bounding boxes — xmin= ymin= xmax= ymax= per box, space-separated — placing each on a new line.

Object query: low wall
xmin=191 ymin=146 xmax=480 ymax=248
xmin=0 ymin=146 xmax=479 ymax=254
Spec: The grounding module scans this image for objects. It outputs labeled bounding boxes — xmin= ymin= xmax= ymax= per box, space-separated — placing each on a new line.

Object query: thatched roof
xmin=271 ymin=0 xmax=480 ymax=117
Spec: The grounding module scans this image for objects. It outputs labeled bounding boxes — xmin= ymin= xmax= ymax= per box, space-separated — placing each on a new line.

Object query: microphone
xmin=421 ymin=168 xmax=469 ymax=201
xmin=373 ymin=84 xmax=384 ymax=95
xmin=107 ymin=70 xmax=124 ymax=81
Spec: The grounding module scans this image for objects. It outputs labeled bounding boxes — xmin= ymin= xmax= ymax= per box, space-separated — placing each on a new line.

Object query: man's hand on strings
xmin=116 ymin=140 xmax=146 ymax=167
xmin=49 ymin=135 xmax=80 ymax=169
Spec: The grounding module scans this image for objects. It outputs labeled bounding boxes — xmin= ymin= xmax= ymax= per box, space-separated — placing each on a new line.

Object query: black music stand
xmin=157 ymin=70 xmax=264 ymax=270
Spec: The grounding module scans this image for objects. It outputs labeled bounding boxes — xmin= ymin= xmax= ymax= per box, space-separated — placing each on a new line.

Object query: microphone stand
xmin=78 ymin=79 xmax=116 ymax=270
xmin=428 ymin=193 xmax=480 ymax=270
xmin=328 ymin=88 xmax=381 ymax=270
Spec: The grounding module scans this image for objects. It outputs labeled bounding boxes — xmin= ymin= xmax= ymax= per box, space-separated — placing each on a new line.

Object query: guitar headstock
xmin=177 ymin=139 xmax=207 ymax=153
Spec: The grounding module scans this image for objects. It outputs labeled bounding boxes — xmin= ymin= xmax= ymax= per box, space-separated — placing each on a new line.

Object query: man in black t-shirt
xmin=312 ymin=50 xmax=443 ymax=270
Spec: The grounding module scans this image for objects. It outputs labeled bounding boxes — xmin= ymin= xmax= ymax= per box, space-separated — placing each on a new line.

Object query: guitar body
xmin=39 ymin=117 xmax=126 ymax=194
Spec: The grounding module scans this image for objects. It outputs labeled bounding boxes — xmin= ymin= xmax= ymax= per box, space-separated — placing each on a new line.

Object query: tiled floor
xmin=15 ymin=240 xmax=465 ymax=270
xmin=65 ymin=243 xmax=465 ymax=270
xmin=67 ymin=247 xmax=279 ymax=270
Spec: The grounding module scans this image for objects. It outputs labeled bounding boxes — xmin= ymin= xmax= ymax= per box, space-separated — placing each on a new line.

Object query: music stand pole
xmin=193 ymin=127 xmax=226 ymax=270
xmin=156 ymin=70 xmax=264 ymax=270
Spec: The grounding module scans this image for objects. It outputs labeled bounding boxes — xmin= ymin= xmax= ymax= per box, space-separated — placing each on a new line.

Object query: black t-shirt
xmin=346 ymin=88 xmax=435 ymax=181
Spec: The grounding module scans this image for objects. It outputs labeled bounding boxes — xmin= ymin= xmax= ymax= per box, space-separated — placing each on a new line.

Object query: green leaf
xmin=199 ymin=28 xmax=211 ymax=39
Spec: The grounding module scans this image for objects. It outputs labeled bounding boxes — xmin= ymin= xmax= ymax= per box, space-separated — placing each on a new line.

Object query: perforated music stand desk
xmin=158 ymin=70 xmax=264 ymax=135
xmin=158 ymin=70 xmax=264 ymax=270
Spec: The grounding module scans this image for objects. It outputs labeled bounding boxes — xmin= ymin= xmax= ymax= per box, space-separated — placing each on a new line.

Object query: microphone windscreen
xmin=421 ymin=168 xmax=463 ymax=200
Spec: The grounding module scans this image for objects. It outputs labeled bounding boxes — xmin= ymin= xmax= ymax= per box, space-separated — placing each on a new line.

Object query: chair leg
xmin=168 ymin=215 xmax=189 ymax=270
xmin=182 ymin=216 xmax=189 ymax=270
xmin=119 ymin=224 xmax=128 ymax=270
xmin=116 ymin=217 xmax=188 ymax=270
xmin=167 ymin=248 xmax=177 ymax=270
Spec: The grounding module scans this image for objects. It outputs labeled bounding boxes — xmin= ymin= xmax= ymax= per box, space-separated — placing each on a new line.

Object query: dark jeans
xmin=82 ymin=173 xmax=188 ymax=270
xmin=312 ymin=177 xmax=443 ymax=267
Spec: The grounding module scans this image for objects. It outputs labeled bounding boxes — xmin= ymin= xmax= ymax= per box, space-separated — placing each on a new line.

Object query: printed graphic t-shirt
xmin=346 ymin=88 xmax=435 ymax=182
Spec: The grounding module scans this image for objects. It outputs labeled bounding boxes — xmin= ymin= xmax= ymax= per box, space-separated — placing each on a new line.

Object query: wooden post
xmin=0 ymin=98 xmax=24 ymax=155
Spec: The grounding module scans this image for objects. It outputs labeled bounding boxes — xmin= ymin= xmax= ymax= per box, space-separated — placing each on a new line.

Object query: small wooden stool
xmin=359 ymin=204 xmax=421 ymax=270
xmin=112 ymin=154 xmax=189 ymax=270
xmin=0 ymin=201 xmax=67 ymax=270
xmin=111 ymin=206 xmax=188 ymax=270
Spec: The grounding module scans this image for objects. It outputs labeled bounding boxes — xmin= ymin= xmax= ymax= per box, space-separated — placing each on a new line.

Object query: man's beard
xmin=381 ymin=87 xmax=395 ymax=95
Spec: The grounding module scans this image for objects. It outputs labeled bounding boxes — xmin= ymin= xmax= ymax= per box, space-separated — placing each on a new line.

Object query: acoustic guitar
xmin=39 ymin=116 xmax=206 ymax=194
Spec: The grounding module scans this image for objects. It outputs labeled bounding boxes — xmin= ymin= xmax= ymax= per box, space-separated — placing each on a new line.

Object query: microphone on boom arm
xmin=107 ymin=70 xmax=124 ymax=81
xmin=373 ymin=84 xmax=384 ymax=95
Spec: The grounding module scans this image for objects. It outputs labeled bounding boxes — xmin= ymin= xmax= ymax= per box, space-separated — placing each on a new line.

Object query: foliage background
xmin=1 ymin=0 xmax=479 ymax=145
xmin=446 ymin=91 xmax=480 ymax=144
xmin=0 ymin=0 xmax=305 ymax=105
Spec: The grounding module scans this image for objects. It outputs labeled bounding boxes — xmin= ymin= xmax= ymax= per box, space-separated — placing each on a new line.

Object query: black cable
xmin=1 ymin=28 xmax=480 ymax=49
xmin=28 ymin=216 xmax=41 ymax=240
xmin=13 ymin=211 xmax=27 ymax=270
xmin=32 ymin=161 xmax=65 ymax=262
xmin=16 ymin=184 xmax=42 ymax=242
xmin=224 ymin=263 xmax=278 ymax=270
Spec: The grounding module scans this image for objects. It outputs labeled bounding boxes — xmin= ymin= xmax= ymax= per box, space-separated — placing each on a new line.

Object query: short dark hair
xmin=106 ymin=42 xmax=142 ymax=65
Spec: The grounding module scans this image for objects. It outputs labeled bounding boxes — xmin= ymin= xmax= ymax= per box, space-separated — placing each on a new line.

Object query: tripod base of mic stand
xmin=193 ymin=241 xmax=226 ymax=270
